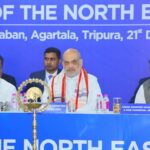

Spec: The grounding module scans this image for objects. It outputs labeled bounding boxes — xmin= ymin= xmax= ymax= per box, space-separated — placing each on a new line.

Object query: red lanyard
xmin=51 ymin=68 xmax=89 ymax=109
xmin=51 ymin=76 xmax=56 ymax=102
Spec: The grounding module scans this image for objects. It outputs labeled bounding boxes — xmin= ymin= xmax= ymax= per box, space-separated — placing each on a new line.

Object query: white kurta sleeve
xmin=6 ymin=83 xmax=17 ymax=103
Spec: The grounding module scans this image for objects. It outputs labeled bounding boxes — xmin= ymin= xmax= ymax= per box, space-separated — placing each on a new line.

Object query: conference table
xmin=0 ymin=112 xmax=150 ymax=150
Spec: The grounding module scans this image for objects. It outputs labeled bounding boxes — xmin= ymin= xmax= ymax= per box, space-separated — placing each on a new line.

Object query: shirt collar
xmin=46 ymin=70 xmax=58 ymax=77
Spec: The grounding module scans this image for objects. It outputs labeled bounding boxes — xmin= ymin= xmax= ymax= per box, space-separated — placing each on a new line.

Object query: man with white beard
xmin=50 ymin=48 xmax=103 ymax=113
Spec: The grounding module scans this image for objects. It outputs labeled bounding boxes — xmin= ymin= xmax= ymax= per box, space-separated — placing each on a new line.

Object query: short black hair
xmin=44 ymin=47 xmax=61 ymax=59
xmin=0 ymin=55 xmax=3 ymax=65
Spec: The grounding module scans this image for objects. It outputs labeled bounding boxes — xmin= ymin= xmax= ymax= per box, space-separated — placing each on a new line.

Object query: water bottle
xmin=10 ymin=93 xmax=18 ymax=111
xmin=103 ymin=94 xmax=109 ymax=113
xmin=96 ymin=94 xmax=103 ymax=113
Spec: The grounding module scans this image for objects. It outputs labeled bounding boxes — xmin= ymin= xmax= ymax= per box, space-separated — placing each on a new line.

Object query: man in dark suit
xmin=129 ymin=60 xmax=150 ymax=103
xmin=129 ymin=77 xmax=150 ymax=103
xmin=0 ymin=55 xmax=16 ymax=87
xmin=30 ymin=47 xmax=61 ymax=84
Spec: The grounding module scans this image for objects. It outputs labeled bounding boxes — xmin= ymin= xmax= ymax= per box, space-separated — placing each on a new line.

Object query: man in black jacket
xmin=0 ymin=55 xmax=16 ymax=87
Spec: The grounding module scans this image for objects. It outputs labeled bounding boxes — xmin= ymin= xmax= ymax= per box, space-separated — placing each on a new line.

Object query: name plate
xmin=121 ymin=103 xmax=150 ymax=114
xmin=45 ymin=102 xmax=67 ymax=113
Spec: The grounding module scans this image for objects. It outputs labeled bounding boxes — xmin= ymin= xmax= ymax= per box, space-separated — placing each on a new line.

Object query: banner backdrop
xmin=0 ymin=0 xmax=150 ymax=103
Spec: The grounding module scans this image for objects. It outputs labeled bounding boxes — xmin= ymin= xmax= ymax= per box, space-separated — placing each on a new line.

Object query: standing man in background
xmin=30 ymin=47 xmax=61 ymax=84
xmin=0 ymin=55 xmax=16 ymax=87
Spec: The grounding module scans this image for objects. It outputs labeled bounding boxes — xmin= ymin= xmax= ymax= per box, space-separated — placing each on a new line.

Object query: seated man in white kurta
xmin=50 ymin=48 xmax=103 ymax=113
xmin=0 ymin=78 xmax=16 ymax=104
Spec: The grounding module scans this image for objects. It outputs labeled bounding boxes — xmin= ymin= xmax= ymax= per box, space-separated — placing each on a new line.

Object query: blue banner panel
xmin=0 ymin=0 xmax=150 ymax=103
xmin=0 ymin=113 xmax=150 ymax=150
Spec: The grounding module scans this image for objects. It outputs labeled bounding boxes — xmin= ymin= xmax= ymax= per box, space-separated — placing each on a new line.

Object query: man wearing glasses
xmin=50 ymin=48 xmax=102 ymax=113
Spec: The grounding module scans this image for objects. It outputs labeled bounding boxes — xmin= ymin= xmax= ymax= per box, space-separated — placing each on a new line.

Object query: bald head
xmin=63 ymin=48 xmax=83 ymax=77
xmin=63 ymin=48 xmax=81 ymax=60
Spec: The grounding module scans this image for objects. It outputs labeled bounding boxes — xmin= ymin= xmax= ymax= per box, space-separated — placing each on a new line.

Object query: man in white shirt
xmin=50 ymin=48 xmax=103 ymax=113
xmin=0 ymin=78 xmax=17 ymax=110
xmin=0 ymin=55 xmax=16 ymax=87
xmin=0 ymin=63 xmax=16 ymax=103
xmin=0 ymin=57 xmax=17 ymax=111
